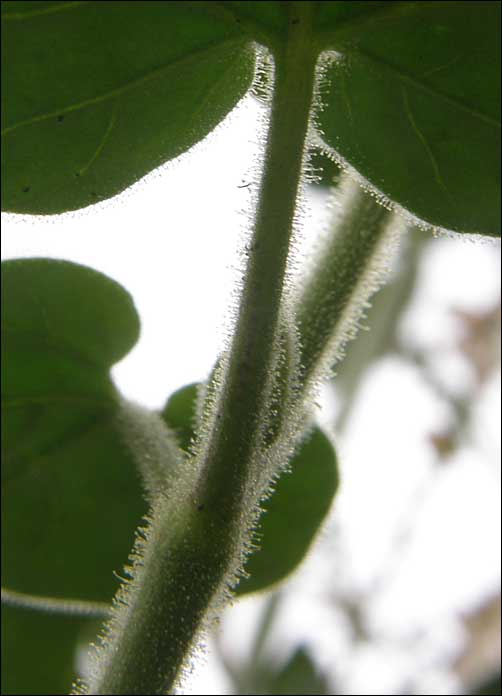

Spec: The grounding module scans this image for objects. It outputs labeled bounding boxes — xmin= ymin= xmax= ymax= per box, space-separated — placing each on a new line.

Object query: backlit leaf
xmin=1 ymin=258 xmax=157 ymax=692
xmin=160 ymin=382 xmax=199 ymax=454
xmin=316 ymin=1 xmax=501 ymax=236
xmin=237 ymin=427 xmax=338 ymax=595
xmin=1 ymin=1 xmax=254 ymax=213
xmin=267 ymin=646 xmax=329 ymax=696
xmin=1 ymin=606 xmax=91 ymax=695
xmin=2 ymin=258 xmax=147 ymax=601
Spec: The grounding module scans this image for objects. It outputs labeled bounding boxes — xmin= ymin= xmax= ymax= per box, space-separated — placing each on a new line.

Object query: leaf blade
xmin=1 ymin=605 xmax=91 ymax=695
xmin=1 ymin=1 xmax=254 ymax=213
xmin=1 ymin=258 xmax=147 ymax=602
xmin=237 ymin=427 xmax=338 ymax=595
xmin=317 ymin=1 xmax=501 ymax=236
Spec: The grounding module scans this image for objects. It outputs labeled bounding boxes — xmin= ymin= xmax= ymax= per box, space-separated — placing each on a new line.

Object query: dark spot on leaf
xmin=291 ymin=17 xmax=300 ymax=25
xmin=197 ymin=504 xmax=205 ymax=512
xmin=22 ymin=186 xmax=30 ymax=193
xmin=57 ymin=115 xmax=64 ymax=123
xmin=90 ymin=192 xmax=98 ymax=198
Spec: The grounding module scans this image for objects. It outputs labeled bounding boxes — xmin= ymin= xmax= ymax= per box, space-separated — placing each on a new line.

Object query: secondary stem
xmin=296 ymin=175 xmax=398 ymax=391
xmin=333 ymin=228 xmax=426 ymax=432
xmin=84 ymin=4 xmax=317 ymax=694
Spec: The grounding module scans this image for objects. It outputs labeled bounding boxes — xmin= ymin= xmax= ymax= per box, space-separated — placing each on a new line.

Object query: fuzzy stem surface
xmin=296 ymin=176 xmax=397 ymax=390
xmin=84 ymin=4 xmax=318 ymax=694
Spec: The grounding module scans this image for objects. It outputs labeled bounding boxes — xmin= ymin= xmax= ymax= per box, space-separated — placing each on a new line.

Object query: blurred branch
xmin=401 ymin=299 xmax=501 ymax=462
xmin=333 ymin=227 xmax=429 ymax=432
xmin=324 ymin=271 xmax=501 ymax=693
xmin=454 ymin=594 xmax=501 ymax=692
xmin=214 ymin=592 xmax=331 ymax=695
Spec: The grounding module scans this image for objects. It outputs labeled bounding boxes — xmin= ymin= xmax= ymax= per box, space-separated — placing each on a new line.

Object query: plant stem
xmin=333 ymin=228 xmax=427 ymax=432
xmin=84 ymin=4 xmax=317 ymax=694
xmin=296 ymin=175 xmax=399 ymax=392
xmin=196 ymin=2 xmax=317 ymax=509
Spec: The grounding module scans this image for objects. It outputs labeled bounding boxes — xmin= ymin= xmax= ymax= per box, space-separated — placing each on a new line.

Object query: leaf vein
xmin=401 ymin=86 xmax=447 ymax=194
xmin=1 ymin=1 xmax=90 ymax=20
xmin=1 ymin=36 xmax=244 ymax=136
xmin=77 ymin=103 xmax=118 ymax=176
xmin=187 ymin=1 xmax=274 ymax=44
xmin=316 ymin=1 xmax=417 ymax=50
xmin=358 ymin=47 xmax=500 ymax=129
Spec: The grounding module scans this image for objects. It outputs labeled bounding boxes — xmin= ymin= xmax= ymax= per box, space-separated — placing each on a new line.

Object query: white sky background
xmin=2 ymin=94 xmax=500 ymax=695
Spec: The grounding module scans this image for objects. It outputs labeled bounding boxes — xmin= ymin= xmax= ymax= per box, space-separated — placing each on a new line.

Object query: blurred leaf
xmin=1 ymin=1 xmax=254 ymax=213
xmin=1 ymin=258 xmax=155 ymax=692
xmin=238 ymin=427 xmax=338 ymax=595
xmin=1 ymin=606 xmax=91 ymax=695
xmin=161 ymin=384 xmax=339 ymax=595
xmin=267 ymin=647 xmax=329 ymax=695
xmin=1 ymin=258 xmax=148 ymax=600
xmin=317 ymin=1 xmax=501 ymax=236
xmin=161 ymin=382 xmax=199 ymax=453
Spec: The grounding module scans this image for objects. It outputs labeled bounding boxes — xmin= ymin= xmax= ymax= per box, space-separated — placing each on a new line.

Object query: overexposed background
xmin=2 ymin=93 xmax=500 ymax=695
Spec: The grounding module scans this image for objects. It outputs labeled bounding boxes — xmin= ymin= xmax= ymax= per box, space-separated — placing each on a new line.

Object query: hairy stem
xmin=195 ymin=4 xmax=317 ymax=509
xmin=83 ymin=4 xmax=317 ymax=694
xmin=333 ymin=228 xmax=427 ymax=432
xmin=296 ymin=175 xmax=400 ymax=392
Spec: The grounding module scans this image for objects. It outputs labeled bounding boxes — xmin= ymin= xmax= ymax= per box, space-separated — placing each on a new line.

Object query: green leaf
xmin=216 ymin=1 xmax=289 ymax=44
xmin=266 ymin=647 xmax=329 ymax=696
xmin=1 ymin=258 xmax=148 ymax=602
xmin=3 ymin=1 xmax=499 ymax=233
xmin=1 ymin=606 xmax=90 ymax=695
xmin=316 ymin=1 xmax=501 ymax=236
xmin=161 ymin=383 xmax=339 ymax=595
xmin=1 ymin=1 xmax=254 ymax=214
xmin=160 ymin=382 xmax=199 ymax=453
xmin=238 ymin=427 xmax=338 ymax=595
xmin=315 ymin=0 xmax=395 ymax=32
xmin=1 ymin=258 xmax=151 ymax=691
